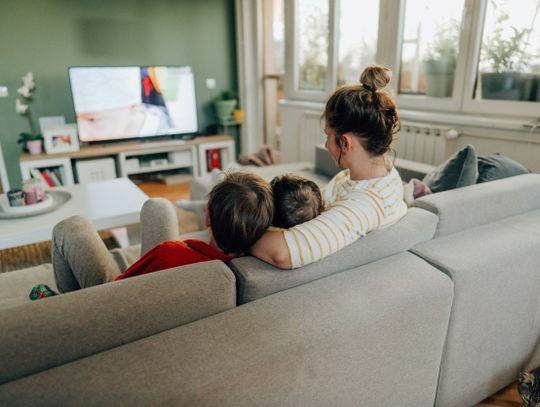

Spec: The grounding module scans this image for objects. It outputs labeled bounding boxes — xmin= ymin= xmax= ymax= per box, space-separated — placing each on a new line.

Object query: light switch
xmin=205 ymin=78 xmax=216 ymax=89
xmin=0 ymin=86 xmax=8 ymax=97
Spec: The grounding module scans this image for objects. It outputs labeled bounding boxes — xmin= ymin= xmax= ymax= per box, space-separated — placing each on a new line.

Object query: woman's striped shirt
xmin=282 ymin=167 xmax=407 ymax=269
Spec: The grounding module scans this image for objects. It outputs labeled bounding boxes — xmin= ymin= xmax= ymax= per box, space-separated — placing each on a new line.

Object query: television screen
xmin=69 ymin=66 xmax=198 ymax=142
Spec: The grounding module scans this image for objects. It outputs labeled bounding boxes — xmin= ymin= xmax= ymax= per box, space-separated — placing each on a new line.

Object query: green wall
xmin=0 ymin=0 xmax=237 ymax=188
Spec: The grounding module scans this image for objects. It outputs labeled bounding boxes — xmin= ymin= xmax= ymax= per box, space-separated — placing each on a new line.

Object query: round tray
xmin=0 ymin=190 xmax=72 ymax=219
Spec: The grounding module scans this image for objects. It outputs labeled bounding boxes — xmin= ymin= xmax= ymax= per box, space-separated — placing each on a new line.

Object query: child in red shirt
xmin=52 ymin=172 xmax=274 ymax=292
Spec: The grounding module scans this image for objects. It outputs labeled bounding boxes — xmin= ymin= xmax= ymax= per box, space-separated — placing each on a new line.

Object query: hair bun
xmin=360 ymin=65 xmax=392 ymax=91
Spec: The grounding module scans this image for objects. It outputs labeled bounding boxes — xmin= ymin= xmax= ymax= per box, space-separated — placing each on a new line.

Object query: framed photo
xmin=44 ymin=124 xmax=79 ymax=153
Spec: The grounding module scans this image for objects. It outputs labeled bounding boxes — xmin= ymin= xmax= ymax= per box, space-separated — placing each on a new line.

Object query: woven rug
xmin=0 ymin=231 xmax=120 ymax=274
xmin=0 ymin=207 xmax=201 ymax=274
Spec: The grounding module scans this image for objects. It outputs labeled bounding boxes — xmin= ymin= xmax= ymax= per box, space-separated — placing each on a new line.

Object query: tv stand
xmin=20 ymin=135 xmax=235 ymax=187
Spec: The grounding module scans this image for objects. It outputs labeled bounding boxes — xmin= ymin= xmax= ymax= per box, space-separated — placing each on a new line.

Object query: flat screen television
xmin=69 ymin=66 xmax=198 ymax=143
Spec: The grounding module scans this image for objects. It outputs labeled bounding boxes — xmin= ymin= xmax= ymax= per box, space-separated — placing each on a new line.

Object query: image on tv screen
xmin=69 ymin=66 xmax=198 ymax=142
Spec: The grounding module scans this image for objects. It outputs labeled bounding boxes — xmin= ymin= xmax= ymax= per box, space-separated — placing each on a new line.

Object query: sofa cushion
xmin=231 ymin=207 xmax=438 ymax=303
xmin=190 ymin=162 xmax=331 ymax=200
xmin=315 ymin=144 xmax=340 ymax=178
xmin=477 ymin=153 xmax=531 ymax=183
xmin=0 ymin=264 xmax=57 ymax=310
xmin=0 ymin=253 xmax=453 ymax=407
xmin=0 ymin=260 xmax=235 ymax=384
xmin=414 ymin=173 xmax=540 ymax=237
xmin=422 ymin=144 xmax=478 ymax=193
xmin=411 ymin=219 xmax=540 ymax=407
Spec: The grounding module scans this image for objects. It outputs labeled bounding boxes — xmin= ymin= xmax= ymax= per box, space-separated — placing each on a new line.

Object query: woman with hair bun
xmin=252 ymin=64 xmax=407 ymax=269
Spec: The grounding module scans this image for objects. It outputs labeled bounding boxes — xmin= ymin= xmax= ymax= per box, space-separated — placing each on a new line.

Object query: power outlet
xmin=0 ymin=86 xmax=8 ymax=97
xmin=205 ymin=78 xmax=216 ymax=89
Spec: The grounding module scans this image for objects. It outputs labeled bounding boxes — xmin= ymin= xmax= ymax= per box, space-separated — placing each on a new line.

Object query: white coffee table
xmin=0 ymin=178 xmax=149 ymax=250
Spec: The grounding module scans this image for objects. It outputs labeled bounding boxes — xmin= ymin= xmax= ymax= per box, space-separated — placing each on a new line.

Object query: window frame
xmin=284 ymin=0 xmax=540 ymax=121
xmin=392 ymin=0 xmax=473 ymax=112
xmin=285 ymin=0 xmax=336 ymax=101
xmin=460 ymin=0 xmax=540 ymax=118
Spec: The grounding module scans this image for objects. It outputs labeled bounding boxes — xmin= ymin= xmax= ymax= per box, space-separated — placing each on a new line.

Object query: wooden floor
xmin=134 ymin=180 xmax=524 ymax=406
xmin=476 ymin=383 xmax=521 ymax=406
xmin=135 ymin=180 xmax=191 ymax=201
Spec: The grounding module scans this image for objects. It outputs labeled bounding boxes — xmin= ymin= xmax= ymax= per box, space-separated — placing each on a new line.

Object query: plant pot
xmin=422 ymin=59 xmax=455 ymax=98
xmin=26 ymin=139 xmax=43 ymax=155
xmin=480 ymin=72 xmax=535 ymax=101
xmin=532 ymin=73 xmax=540 ymax=102
xmin=214 ymin=99 xmax=237 ymax=122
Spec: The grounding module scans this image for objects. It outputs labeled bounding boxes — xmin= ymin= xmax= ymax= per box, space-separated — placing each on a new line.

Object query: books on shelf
xmin=30 ymin=167 xmax=65 ymax=187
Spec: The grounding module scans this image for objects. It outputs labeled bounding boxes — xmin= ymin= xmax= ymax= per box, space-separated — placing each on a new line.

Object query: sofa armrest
xmin=413 ymin=173 xmax=540 ymax=237
xmin=0 ymin=260 xmax=235 ymax=384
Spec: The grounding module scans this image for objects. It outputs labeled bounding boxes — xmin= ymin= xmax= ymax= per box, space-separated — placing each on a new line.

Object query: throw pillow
xmin=422 ymin=144 xmax=478 ymax=193
xmin=477 ymin=153 xmax=531 ymax=183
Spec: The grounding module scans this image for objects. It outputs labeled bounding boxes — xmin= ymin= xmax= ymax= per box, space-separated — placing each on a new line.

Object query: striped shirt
xmin=283 ymin=167 xmax=407 ymax=268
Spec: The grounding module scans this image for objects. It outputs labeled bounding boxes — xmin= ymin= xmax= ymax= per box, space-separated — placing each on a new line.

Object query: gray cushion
xmin=423 ymin=144 xmax=478 ymax=193
xmin=0 ymin=264 xmax=57 ymax=310
xmin=314 ymin=144 xmax=340 ymax=178
xmin=414 ymin=173 xmax=540 ymax=237
xmin=231 ymin=207 xmax=438 ymax=303
xmin=411 ymin=220 xmax=540 ymax=407
xmin=477 ymin=153 xmax=531 ymax=183
xmin=0 ymin=260 xmax=236 ymax=384
xmin=0 ymin=253 xmax=453 ymax=407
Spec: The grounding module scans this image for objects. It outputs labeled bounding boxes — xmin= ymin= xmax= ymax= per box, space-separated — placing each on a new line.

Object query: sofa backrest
xmin=0 ymin=260 xmax=235 ymax=385
xmin=413 ymin=173 xmax=540 ymax=237
xmin=0 ymin=252 xmax=453 ymax=407
xmin=230 ymin=207 xmax=438 ymax=304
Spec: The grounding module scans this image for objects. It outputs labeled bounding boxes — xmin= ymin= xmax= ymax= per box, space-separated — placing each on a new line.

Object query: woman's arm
xmin=250 ymin=231 xmax=292 ymax=269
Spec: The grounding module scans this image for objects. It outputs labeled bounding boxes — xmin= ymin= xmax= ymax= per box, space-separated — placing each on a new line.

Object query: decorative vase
xmin=214 ymin=99 xmax=237 ymax=122
xmin=26 ymin=139 xmax=43 ymax=155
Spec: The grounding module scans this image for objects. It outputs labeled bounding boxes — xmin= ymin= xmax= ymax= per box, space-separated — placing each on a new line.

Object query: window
xmin=297 ymin=0 xmax=329 ymax=91
xmin=337 ymin=0 xmax=379 ymax=85
xmin=285 ymin=0 xmax=540 ymax=119
xmin=474 ymin=0 xmax=540 ymax=102
xmin=398 ymin=0 xmax=465 ymax=98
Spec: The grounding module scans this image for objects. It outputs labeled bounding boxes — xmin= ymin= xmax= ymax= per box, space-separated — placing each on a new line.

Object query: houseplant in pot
xmin=422 ymin=20 xmax=459 ymax=98
xmin=16 ymin=72 xmax=43 ymax=155
xmin=213 ymin=90 xmax=237 ymax=123
xmin=480 ymin=5 xmax=538 ymax=101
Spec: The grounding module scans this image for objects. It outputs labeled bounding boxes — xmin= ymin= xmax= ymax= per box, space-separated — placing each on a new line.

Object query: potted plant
xmin=422 ymin=21 xmax=459 ymax=98
xmin=213 ymin=90 xmax=237 ymax=123
xmin=15 ymin=72 xmax=43 ymax=155
xmin=480 ymin=7 xmax=538 ymax=101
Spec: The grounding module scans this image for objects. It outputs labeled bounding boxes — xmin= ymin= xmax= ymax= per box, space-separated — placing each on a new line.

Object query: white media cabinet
xmin=19 ymin=135 xmax=235 ymax=187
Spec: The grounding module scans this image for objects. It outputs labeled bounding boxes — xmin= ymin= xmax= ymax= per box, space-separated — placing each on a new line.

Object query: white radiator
xmin=298 ymin=111 xmax=326 ymax=162
xmin=294 ymin=110 xmax=459 ymax=167
xmin=394 ymin=121 xmax=459 ymax=166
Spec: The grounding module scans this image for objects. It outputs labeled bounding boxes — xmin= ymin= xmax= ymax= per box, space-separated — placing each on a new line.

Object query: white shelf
xmin=125 ymin=163 xmax=195 ymax=176
xmin=19 ymin=136 xmax=235 ymax=184
xmin=20 ymin=157 xmax=75 ymax=188
xmin=197 ymin=140 xmax=235 ymax=178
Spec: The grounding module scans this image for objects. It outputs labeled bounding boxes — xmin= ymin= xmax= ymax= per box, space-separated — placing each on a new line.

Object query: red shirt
xmin=115 ymin=240 xmax=232 ymax=281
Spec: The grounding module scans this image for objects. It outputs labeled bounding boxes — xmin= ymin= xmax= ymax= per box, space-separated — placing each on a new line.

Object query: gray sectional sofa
xmin=0 ymin=166 xmax=539 ymax=405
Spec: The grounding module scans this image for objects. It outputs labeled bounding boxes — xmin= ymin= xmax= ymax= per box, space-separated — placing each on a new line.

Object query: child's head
xmin=270 ymin=174 xmax=324 ymax=229
xmin=207 ymin=172 xmax=274 ymax=255
xmin=323 ymin=65 xmax=399 ymax=166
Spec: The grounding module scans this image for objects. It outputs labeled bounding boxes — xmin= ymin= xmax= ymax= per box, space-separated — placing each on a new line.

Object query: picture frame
xmin=43 ymin=124 xmax=80 ymax=154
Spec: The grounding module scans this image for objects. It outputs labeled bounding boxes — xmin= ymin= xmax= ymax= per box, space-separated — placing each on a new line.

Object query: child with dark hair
xmin=52 ymin=172 xmax=274 ymax=292
xmin=270 ymin=174 xmax=325 ymax=229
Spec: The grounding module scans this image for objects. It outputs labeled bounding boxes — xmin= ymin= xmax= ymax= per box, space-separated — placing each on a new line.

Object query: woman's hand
xmin=250 ymin=231 xmax=292 ymax=269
